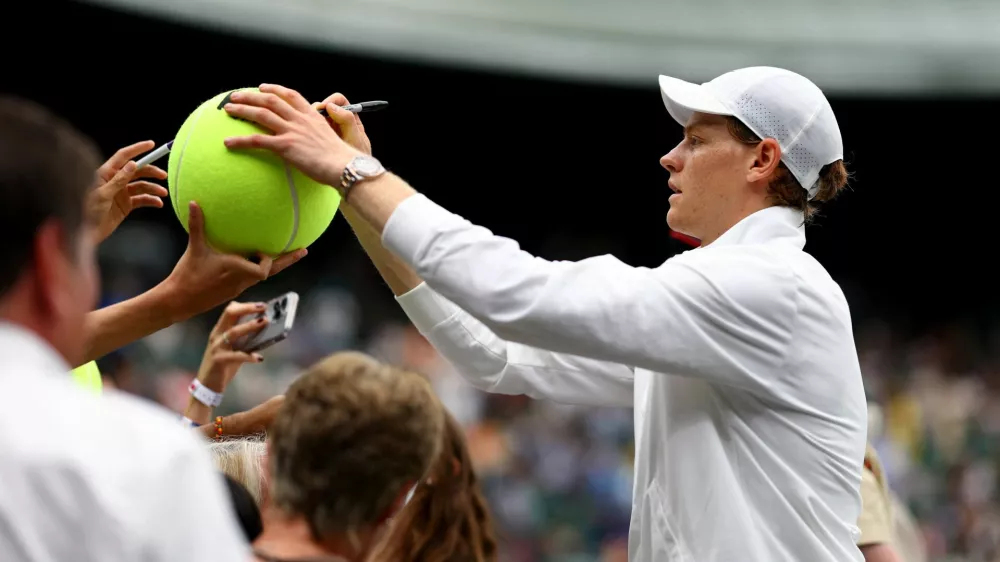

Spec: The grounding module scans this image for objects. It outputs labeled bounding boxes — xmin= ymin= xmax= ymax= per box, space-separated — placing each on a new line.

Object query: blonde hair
xmin=269 ymin=351 xmax=445 ymax=542
xmin=209 ymin=436 xmax=268 ymax=506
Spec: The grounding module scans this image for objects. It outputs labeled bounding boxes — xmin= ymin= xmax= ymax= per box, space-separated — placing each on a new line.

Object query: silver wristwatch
xmin=339 ymin=155 xmax=385 ymax=198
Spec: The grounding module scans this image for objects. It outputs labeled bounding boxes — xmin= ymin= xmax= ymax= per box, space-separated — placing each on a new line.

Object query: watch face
xmin=352 ymin=156 xmax=383 ymax=176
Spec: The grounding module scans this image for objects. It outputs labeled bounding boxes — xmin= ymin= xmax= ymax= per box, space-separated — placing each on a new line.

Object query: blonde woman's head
xmin=209 ymin=436 xmax=268 ymax=506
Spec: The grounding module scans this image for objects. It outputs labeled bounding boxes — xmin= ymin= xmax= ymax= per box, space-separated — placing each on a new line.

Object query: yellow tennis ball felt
xmin=71 ymin=360 xmax=102 ymax=394
xmin=168 ymin=88 xmax=341 ymax=255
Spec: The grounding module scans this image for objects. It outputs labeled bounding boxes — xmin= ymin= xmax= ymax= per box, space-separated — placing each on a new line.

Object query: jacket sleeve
xmin=397 ymin=283 xmax=634 ymax=407
xmin=383 ymin=194 xmax=798 ymax=395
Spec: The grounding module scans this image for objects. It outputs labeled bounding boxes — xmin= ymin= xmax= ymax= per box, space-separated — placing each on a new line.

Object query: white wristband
xmin=189 ymin=379 xmax=223 ymax=407
xmin=179 ymin=416 xmax=199 ymax=428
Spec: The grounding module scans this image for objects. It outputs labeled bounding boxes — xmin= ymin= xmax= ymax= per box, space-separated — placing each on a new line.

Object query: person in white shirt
xmin=0 ymin=96 xmax=249 ymax=562
xmin=221 ymin=66 xmax=868 ymax=562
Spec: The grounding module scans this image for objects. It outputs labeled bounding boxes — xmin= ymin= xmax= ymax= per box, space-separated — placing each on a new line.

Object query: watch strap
xmin=338 ymin=156 xmax=384 ymax=200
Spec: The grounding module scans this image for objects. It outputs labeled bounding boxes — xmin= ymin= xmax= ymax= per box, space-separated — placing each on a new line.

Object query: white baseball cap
xmin=658 ymin=66 xmax=843 ymax=198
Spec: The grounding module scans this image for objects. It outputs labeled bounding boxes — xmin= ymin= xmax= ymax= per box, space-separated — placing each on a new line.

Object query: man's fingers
xmin=128 ymin=181 xmax=169 ymax=197
xmin=324 ymin=102 xmax=357 ymax=131
xmin=321 ymin=92 xmax=350 ymax=108
xmin=223 ymin=133 xmax=282 ymax=152
xmin=259 ymin=83 xmax=314 ymax=113
xmin=269 ymin=248 xmax=308 ymax=277
xmin=130 ymin=195 xmax=164 ymax=209
xmin=223 ymin=102 xmax=285 ymax=133
xmin=100 ymin=140 xmax=155 ymax=178
xmin=229 ymin=89 xmax=299 ymax=121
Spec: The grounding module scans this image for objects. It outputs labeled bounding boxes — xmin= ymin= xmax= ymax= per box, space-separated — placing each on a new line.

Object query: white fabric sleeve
xmin=383 ymin=194 xmax=796 ymax=394
xmin=397 ymin=282 xmax=634 ymax=407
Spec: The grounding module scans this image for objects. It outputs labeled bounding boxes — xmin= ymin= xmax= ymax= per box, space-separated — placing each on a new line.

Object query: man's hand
xmin=90 ymin=141 xmax=169 ymax=243
xmin=312 ymin=93 xmax=372 ymax=156
xmin=163 ymin=201 xmax=306 ymax=320
xmin=222 ymin=85 xmax=363 ymax=187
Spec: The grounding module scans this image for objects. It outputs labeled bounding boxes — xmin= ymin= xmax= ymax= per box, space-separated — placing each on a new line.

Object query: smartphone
xmin=232 ymin=291 xmax=299 ymax=353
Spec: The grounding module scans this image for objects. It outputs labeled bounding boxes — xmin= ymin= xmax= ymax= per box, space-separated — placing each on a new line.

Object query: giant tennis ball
xmin=168 ymin=88 xmax=341 ymax=255
xmin=71 ymin=360 xmax=102 ymax=395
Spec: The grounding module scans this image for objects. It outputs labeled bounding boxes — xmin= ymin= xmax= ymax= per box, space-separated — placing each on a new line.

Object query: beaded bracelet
xmin=214 ymin=416 xmax=224 ymax=440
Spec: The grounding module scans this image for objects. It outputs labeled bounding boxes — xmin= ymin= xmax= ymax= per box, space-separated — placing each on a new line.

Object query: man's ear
xmin=747 ymin=138 xmax=783 ymax=184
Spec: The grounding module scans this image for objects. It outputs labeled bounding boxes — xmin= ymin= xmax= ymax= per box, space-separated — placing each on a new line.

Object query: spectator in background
xmin=224 ymin=473 xmax=265 ymax=542
xmin=858 ymin=443 xmax=910 ymax=562
xmin=0 ymin=97 xmax=248 ymax=560
xmin=370 ymin=409 xmax=498 ymax=562
xmin=212 ymin=437 xmax=270 ymax=507
xmin=253 ymin=351 xmax=444 ymax=562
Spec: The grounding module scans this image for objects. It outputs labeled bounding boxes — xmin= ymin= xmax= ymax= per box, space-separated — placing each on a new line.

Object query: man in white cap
xmin=222 ymin=66 xmax=867 ymax=562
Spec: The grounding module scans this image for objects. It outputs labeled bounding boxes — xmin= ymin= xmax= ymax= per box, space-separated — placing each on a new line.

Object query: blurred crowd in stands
xmin=95 ymin=218 xmax=1000 ymax=562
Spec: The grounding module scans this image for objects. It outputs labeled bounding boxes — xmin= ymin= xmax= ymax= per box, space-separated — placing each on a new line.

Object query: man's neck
xmin=254 ymin=507 xmax=366 ymax=562
xmin=697 ymin=199 xmax=773 ymax=247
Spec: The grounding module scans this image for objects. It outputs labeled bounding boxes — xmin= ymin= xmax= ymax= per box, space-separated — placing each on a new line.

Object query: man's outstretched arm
xmin=344 ymin=204 xmax=634 ymax=407
xmin=222 ymin=85 xmax=795 ymax=392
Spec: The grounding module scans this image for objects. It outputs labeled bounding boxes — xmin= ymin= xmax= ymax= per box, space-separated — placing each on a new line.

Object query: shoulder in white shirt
xmin=0 ymin=322 xmax=249 ymax=562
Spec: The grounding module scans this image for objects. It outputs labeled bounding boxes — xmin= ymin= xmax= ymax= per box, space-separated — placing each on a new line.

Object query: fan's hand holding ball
xmin=163 ymin=201 xmax=306 ymax=321
xmin=223 ymin=84 xmax=364 ymax=188
xmin=168 ymin=88 xmax=342 ymax=256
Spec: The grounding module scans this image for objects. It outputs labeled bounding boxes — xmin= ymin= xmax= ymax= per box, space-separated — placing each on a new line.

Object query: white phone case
xmin=232 ymin=292 xmax=299 ymax=352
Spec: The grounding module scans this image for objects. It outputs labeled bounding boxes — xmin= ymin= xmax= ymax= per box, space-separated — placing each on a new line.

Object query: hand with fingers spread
xmin=222 ymin=84 xmax=364 ymax=187
xmin=312 ymin=92 xmax=373 ymax=156
xmin=89 ymin=141 xmax=169 ymax=243
xmin=164 ymin=201 xmax=307 ymax=319
xmin=185 ymin=301 xmax=269 ymax=426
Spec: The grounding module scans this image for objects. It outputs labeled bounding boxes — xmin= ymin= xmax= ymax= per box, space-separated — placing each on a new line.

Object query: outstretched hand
xmin=222 ymin=84 xmax=363 ymax=187
xmin=164 ymin=201 xmax=306 ymax=320
xmin=89 ymin=141 xmax=169 ymax=243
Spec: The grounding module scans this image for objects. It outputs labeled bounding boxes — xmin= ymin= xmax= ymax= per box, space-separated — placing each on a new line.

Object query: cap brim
xmin=658 ymin=75 xmax=733 ymax=127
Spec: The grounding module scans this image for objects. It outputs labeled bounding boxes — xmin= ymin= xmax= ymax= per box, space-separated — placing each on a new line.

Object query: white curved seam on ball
xmin=281 ymin=162 xmax=300 ymax=254
xmin=172 ymin=101 xmax=211 ymax=219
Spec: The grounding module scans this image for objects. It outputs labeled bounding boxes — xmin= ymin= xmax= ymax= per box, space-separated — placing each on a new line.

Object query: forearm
xmin=399 ymin=283 xmax=634 ymax=406
xmin=184 ymin=397 xmax=214 ymax=426
xmin=81 ymin=280 xmax=185 ymax=366
xmin=342 ymin=172 xmax=417 ymax=236
xmin=341 ymin=204 xmax=421 ymax=297
xmin=195 ymin=400 xmax=278 ymax=440
xmin=859 ymin=543 xmax=903 ymax=562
